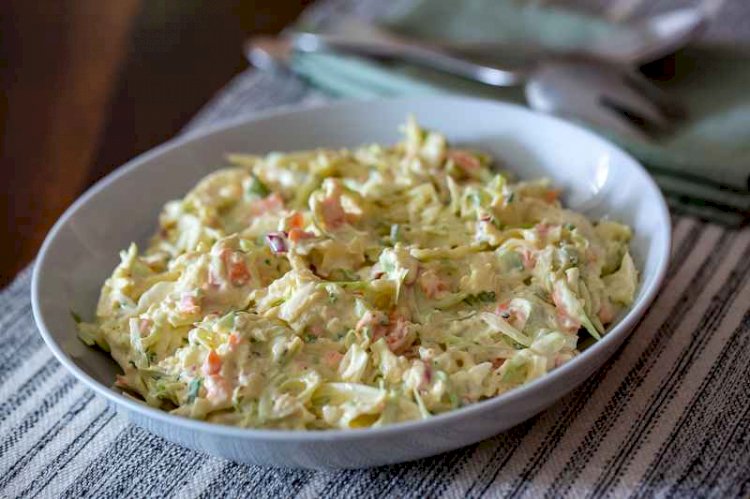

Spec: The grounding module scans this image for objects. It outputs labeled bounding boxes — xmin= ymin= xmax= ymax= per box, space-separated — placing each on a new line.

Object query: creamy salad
xmin=77 ymin=119 xmax=638 ymax=430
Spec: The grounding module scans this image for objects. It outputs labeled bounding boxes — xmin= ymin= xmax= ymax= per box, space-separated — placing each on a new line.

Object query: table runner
xmin=3 ymin=5 xmax=750 ymax=499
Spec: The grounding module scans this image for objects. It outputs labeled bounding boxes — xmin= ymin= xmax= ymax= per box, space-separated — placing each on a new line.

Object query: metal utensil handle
xmin=291 ymin=32 xmax=527 ymax=87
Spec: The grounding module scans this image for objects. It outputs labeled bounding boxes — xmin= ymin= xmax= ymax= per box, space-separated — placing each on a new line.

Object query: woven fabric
xmin=3 ymin=1 xmax=750 ymax=496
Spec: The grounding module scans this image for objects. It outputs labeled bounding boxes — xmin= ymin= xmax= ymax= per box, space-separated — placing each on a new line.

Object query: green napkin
xmin=291 ymin=0 xmax=750 ymax=225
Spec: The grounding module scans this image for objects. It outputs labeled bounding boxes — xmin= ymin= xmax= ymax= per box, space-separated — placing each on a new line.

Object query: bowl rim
xmin=31 ymin=95 xmax=671 ymax=443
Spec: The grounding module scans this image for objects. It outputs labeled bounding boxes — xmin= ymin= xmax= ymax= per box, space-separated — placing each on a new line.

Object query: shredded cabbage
xmin=78 ymin=118 xmax=638 ymax=430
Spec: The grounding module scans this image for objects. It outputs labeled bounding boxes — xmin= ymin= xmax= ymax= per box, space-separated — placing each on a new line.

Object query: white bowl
xmin=32 ymin=96 xmax=670 ymax=469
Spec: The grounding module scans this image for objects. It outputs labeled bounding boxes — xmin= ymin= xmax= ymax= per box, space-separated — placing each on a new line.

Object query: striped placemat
xmin=3 ymin=210 xmax=749 ymax=498
xmin=3 ymin=3 xmax=750 ymax=497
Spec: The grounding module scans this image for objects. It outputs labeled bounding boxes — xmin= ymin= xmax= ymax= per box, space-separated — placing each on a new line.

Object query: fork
xmin=524 ymin=60 xmax=685 ymax=139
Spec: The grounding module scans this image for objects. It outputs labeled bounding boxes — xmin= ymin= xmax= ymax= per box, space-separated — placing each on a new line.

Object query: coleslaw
xmin=77 ymin=118 xmax=638 ymax=430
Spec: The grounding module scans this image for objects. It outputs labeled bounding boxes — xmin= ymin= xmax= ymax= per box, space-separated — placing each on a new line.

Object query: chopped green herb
xmin=246 ymin=175 xmax=270 ymax=198
xmin=187 ymin=378 xmax=202 ymax=403
xmin=303 ymin=332 xmax=318 ymax=343
xmin=463 ymin=291 xmax=496 ymax=306
xmin=506 ymin=192 xmax=515 ymax=204
xmin=448 ymin=392 xmax=460 ymax=408
xmin=264 ymin=258 xmax=271 ymax=265
xmin=70 ymin=310 xmax=83 ymax=324
xmin=564 ymin=223 xmax=576 ymax=231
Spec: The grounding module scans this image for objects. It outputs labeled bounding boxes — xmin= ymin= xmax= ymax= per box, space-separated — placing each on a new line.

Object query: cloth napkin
xmin=290 ymin=0 xmax=750 ymax=226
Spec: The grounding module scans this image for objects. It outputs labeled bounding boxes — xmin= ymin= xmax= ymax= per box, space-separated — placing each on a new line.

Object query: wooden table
xmin=0 ymin=0 xmax=312 ymax=287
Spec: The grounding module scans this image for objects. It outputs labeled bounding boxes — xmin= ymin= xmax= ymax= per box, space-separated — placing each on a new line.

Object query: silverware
xmin=289 ymin=33 xmax=681 ymax=139
xmin=248 ymin=7 xmax=705 ymax=139
xmin=526 ymin=60 xmax=684 ymax=139
xmin=291 ymin=31 xmax=527 ymax=87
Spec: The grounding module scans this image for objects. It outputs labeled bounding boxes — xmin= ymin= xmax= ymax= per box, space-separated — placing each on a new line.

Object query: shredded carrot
xmin=221 ymin=249 xmax=250 ymax=286
xmin=228 ymin=332 xmax=241 ymax=348
xmin=544 ymin=190 xmax=560 ymax=204
xmin=288 ymin=228 xmax=314 ymax=243
xmin=178 ymin=293 xmax=201 ymax=314
xmin=288 ymin=211 xmax=304 ymax=229
xmin=320 ymin=196 xmax=347 ymax=229
xmin=250 ymin=192 xmax=284 ymax=216
xmin=228 ymin=259 xmax=250 ymax=286
xmin=447 ymin=149 xmax=481 ymax=171
xmin=203 ymin=350 xmax=222 ymax=376
xmin=520 ymin=249 xmax=536 ymax=270
xmin=324 ymin=350 xmax=343 ymax=368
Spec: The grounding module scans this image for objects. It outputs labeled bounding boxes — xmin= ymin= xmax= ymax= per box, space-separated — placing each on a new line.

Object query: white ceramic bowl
xmin=32 ymin=96 xmax=670 ymax=469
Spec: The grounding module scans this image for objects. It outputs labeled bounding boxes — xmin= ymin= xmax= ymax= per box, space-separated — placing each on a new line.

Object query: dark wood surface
xmin=0 ymin=0 xmax=312 ymax=287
